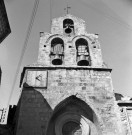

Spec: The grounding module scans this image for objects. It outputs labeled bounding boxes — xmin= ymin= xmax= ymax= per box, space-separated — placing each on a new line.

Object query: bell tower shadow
xmin=14 ymin=83 xmax=53 ymax=135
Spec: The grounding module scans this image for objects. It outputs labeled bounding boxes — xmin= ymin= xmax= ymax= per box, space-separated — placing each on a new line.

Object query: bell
xmin=77 ymin=55 xmax=89 ymax=66
xmin=52 ymin=54 xmax=63 ymax=65
xmin=65 ymin=27 xmax=72 ymax=34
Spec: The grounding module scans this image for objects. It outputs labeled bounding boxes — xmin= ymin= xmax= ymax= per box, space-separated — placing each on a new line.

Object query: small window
xmin=50 ymin=38 xmax=64 ymax=65
xmin=76 ymin=38 xmax=90 ymax=66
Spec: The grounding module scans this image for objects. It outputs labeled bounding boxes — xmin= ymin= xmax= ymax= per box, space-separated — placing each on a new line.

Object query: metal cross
xmin=64 ymin=4 xmax=71 ymax=14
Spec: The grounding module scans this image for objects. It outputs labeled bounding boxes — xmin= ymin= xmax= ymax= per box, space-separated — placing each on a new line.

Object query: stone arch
xmin=46 ymin=96 xmax=101 ymax=135
xmin=75 ymin=38 xmax=91 ymax=66
xmin=72 ymin=35 xmax=93 ymax=66
xmin=72 ymin=35 xmax=91 ymax=43
xmin=46 ymin=34 xmax=63 ymax=43
xmin=50 ymin=37 xmax=64 ymax=65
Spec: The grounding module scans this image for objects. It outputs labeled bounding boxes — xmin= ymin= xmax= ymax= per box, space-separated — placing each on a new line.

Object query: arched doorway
xmin=55 ymin=112 xmax=91 ymax=135
xmin=46 ymin=96 xmax=98 ymax=135
xmin=62 ymin=121 xmax=82 ymax=135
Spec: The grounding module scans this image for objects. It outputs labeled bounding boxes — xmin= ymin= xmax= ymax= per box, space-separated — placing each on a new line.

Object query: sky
xmin=0 ymin=0 xmax=132 ymax=107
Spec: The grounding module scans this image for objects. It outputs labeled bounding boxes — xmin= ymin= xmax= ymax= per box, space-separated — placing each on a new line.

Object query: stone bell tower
xmin=15 ymin=14 xmax=126 ymax=135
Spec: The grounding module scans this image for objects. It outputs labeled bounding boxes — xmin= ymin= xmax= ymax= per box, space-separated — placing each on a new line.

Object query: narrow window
xmin=51 ymin=38 xmax=64 ymax=65
xmin=76 ymin=38 xmax=90 ymax=66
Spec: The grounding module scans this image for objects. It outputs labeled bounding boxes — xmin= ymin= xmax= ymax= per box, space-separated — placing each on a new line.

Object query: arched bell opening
xmin=75 ymin=38 xmax=91 ymax=66
xmin=50 ymin=38 xmax=64 ymax=65
xmin=46 ymin=96 xmax=99 ymax=135
xmin=63 ymin=19 xmax=74 ymax=35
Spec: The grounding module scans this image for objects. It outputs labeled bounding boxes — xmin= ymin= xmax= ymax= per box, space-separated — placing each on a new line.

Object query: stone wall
xmin=15 ymin=14 xmax=128 ymax=135
xmin=17 ymin=66 xmax=125 ymax=135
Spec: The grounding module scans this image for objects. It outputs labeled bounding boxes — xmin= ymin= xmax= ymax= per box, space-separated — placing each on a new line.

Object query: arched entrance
xmin=55 ymin=112 xmax=91 ymax=135
xmin=46 ymin=96 xmax=99 ymax=135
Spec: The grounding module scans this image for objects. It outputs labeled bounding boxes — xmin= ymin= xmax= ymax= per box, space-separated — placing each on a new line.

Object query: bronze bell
xmin=77 ymin=55 xmax=89 ymax=66
xmin=65 ymin=27 xmax=72 ymax=34
xmin=52 ymin=54 xmax=63 ymax=65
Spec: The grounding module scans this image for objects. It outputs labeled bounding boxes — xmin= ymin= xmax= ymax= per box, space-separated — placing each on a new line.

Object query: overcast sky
xmin=0 ymin=0 xmax=132 ymax=107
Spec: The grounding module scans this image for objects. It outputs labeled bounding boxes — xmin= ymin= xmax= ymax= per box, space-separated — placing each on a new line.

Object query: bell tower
xmin=15 ymin=14 xmax=126 ymax=135
xmin=37 ymin=14 xmax=103 ymax=68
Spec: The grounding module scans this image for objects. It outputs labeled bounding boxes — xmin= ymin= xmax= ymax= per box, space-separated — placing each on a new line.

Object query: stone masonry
xmin=15 ymin=14 xmax=129 ymax=135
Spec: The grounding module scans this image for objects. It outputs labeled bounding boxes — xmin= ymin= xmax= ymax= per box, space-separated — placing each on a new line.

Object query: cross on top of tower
xmin=64 ymin=3 xmax=71 ymax=14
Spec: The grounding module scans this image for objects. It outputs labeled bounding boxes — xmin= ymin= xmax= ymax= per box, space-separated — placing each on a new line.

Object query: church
xmin=11 ymin=13 xmax=132 ymax=135
xmin=0 ymin=3 xmax=132 ymax=134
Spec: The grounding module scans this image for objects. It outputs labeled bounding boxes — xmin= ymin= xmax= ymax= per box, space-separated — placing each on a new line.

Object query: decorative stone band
xmin=20 ymin=66 xmax=112 ymax=87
